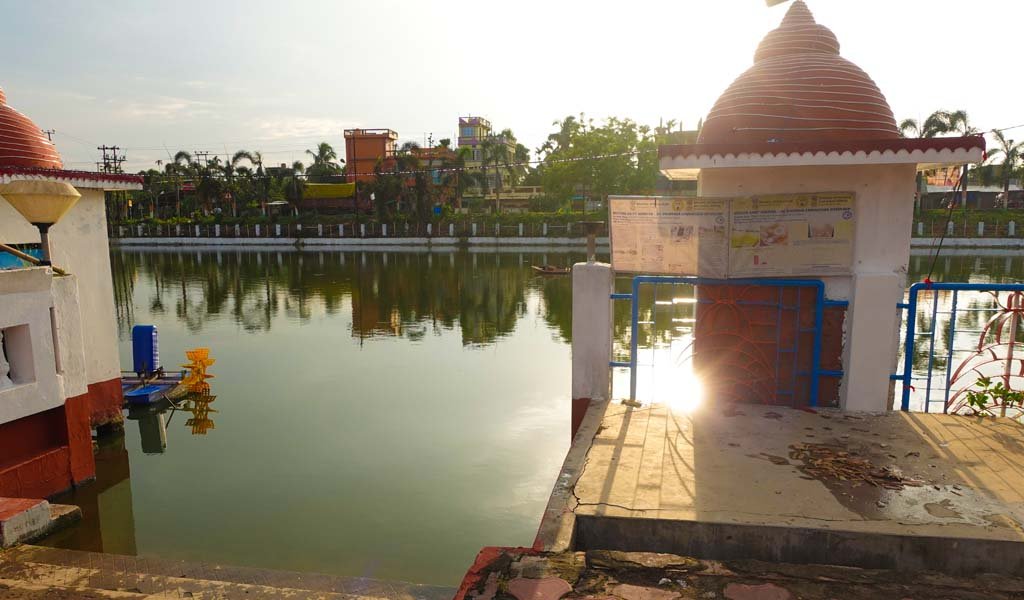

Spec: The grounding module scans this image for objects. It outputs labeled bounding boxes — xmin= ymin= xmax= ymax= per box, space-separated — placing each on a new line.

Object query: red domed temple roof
xmin=660 ymin=1 xmax=984 ymax=178
xmin=0 ymin=86 xmax=63 ymax=169
xmin=0 ymin=84 xmax=142 ymax=189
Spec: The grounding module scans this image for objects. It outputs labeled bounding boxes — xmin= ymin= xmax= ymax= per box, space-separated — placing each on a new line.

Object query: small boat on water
xmin=532 ymin=265 xmax=570 ymax=275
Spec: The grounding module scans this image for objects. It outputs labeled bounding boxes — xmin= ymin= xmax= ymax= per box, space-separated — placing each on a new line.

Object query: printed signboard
xmin=728 ymin=192 xmax=855 ymax=277
xmin=609 ymin=196 xmax=729 ymax=278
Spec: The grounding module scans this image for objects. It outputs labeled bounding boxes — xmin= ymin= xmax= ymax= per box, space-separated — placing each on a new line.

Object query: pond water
xmin=40 ymin=247 xmax=1024 ymax=586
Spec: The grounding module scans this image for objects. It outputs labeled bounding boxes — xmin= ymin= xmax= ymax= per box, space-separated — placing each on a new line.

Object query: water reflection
xmin=44 ymin=433 xmax=137 ymax=555
xmin=111 ymin=249 xmax=583 ymax=346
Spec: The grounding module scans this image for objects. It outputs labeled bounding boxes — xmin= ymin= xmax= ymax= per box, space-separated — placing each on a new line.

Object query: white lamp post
xmin=0 ymin=180 xmax=81 ymax=265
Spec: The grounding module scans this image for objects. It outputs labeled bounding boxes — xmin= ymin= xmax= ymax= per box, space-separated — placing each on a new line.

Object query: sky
xmin=1 ymin=0 xmax=1019 ymax=172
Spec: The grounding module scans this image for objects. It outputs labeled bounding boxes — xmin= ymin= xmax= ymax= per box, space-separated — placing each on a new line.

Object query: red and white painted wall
xmin=0 ymin=83 xmax=142 ymax=498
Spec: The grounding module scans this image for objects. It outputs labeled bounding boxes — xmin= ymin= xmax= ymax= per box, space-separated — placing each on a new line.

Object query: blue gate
xmin=894 ymin=281 xmax=1024 ymax=415
xmin=611 ymin=276 xmax=846 ymax=407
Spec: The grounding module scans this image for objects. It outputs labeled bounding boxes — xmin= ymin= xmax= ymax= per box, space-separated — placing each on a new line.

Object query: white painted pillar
xmin=318 ymin=224 xmax=323 ymax=237
xmin=571 ymin=262 xmax=614 ymax=404
xmin=1010 ymin=221 xmax=1016 ymax=237
xmin=427 ymin=223 xmax=432 ymax=236
xmin=449 ymin=223 xmax=455 ymax=236
xmin=471 ymin=223 xmax=477 ymax=236
xmin=360 ymin=223 xmax=366 ymax=237
xmin=137 ymin=225 xmax=143 ymax=237
xmin=518 ymin=223 xmax=524 ymax=237
xmin=543 ymin=223 xmax=548 ymax=236
xmin=255 ymin=224 xmax=261 ymax=236
xmin=235 ymin=224 xmax=240 ymax=236
xmin=214 ymin=224 xmax=220 ymax=237
xmin=194 ymin=225 xmax=200 ymax=237
xmin=917 ymin=222 xmax=923 ymax=236
xmin=382 ymin=223 xmax=388 ymax=237
xmin=978 ymin=221 xmax=985 ymax=236
xmin=947 ymin=221 xmax=955 ymax=236
xmin=275 ymin=224 xmax=281 ymax=236
xmin=841 ymin=273 xmax=903 ymax=411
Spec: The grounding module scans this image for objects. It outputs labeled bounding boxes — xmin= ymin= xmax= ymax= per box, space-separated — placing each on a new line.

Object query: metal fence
xmin=894 ymin=282 xmax=1024 ymax=417
xmin=611 ymin=276 xmax=845 ymax=407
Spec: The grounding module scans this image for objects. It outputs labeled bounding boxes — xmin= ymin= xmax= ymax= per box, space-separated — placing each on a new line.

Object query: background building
xmin=344 ymin=129 xmax=397 ymax=184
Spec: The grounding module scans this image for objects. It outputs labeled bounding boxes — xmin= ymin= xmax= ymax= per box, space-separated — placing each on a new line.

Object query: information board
xmin=609 ymin=196 xmax=729 ymax=278
xmin=728 ymin=192 xmax=855 ymax=277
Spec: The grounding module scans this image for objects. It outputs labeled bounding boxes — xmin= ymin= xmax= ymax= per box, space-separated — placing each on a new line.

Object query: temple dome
xmin=0 ymin=85 xmax=63 ymax=169
xmin=698 ymin=1 xmax=899 ymax=145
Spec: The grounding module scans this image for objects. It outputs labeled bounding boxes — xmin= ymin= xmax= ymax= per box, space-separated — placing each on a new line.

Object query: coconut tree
xmin=305 ymin=142 xmax=344 ymax=182
xmin=987 ymin=130 xmax=1023 ymax=200
xmin=939 ymin=110 xmax=980 ymax=209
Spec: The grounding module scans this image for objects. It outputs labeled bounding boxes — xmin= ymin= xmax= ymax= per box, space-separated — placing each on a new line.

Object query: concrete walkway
xmin=0 ymin=545 xmax=453 ymax=599
xmin=540 ymin=401 xmax=1024 ymax=576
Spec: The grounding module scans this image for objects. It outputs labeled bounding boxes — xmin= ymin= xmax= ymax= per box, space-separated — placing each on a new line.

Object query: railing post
xmin=426 ymin=223 xmax=432 ymax=237
xmin=318 ymin=224 xmax=323 ymax=237
xmin=215 ymin=224 xmax=220 ymax=237
xmin=471 ymin=223 xmax=477 ymax=236
xmin=978 ymin=221 xmax=985 ymax=237
xmin=947 ymin=221 xmax=955 ymax=236
xmin=543 ymin=222 xmax=548 ymax=236
xmin=1011 ymin=221 xmax=1017 ymax=237
xmin=917 ymin=222 xmax=923 ymax=236
xmin=449 ymin=223 xmax=455 ymax=236
xmin=360 ymin=223 xmax=366 ymax=237
xmin=518 ymin=223 xmax=524 ymax=237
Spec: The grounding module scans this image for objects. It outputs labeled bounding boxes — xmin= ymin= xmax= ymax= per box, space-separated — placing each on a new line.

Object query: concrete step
xmin=0 ymin=576 xmax=150 ymax=599
xmin=1 ymin=546 xmax=454 ymax=600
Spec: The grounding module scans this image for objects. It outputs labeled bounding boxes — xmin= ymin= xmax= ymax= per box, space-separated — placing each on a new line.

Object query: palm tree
xmin=987 ymin=130 xmax=1023 ymax=200
xmin=305 ymin=142 xmax=344 ymax=182
xmin=898 ymin=113 xmax=947 ymax=139
xmin=940 ymin=110 xmax=979 ymax=209
xmin=282 ymin=160 xmax=305 ymax=216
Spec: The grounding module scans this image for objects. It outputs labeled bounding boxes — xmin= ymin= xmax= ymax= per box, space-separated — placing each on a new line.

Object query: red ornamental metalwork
xmin=946 ymin=291 xmax=1024 ymax=418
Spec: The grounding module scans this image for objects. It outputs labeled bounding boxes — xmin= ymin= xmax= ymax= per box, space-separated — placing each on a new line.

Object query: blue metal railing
xmin=895 ymin=281 xmax=1024 ymax=412
xmin=611 ymin=276 xmax=844 ymax=406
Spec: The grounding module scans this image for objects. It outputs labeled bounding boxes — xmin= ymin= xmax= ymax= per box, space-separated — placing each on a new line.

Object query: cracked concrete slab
xmin=552 ymin=401 xmax=1024 ymax=575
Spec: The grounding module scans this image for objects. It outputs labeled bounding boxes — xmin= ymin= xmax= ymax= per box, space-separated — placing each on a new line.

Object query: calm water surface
xmin=41 ymin=247 xmax=1024 ymax=585
xmin=46 ymin=248 xmax=588 ymax=586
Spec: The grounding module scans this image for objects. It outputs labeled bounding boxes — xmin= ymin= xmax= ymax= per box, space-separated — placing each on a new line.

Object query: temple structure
xmin=0 ymin=84 xmax=142 ymax=498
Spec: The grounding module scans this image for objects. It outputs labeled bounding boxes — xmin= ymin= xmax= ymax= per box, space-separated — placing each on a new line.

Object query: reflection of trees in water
xmin=110 ymin=250 xmax=585 ymax=346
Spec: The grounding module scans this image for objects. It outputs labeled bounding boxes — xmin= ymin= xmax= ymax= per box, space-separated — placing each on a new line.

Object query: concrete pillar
xmin=917 ymin=222 xmax=923 ymax=236
xmin=255 ymin=224 xmax=260 ymax=236
xmin=318 ymin=224 xmax=323 ymax=237
xmin=543 ymin=223 xmax=548 ymax=236
xmin=449 ymin=223 xmax=455 ymax=236
xmin=978 ymin=221 xmax=985 ymax=236
xmin=275 ymin=224 xmax=281 ymax=236
xmin=360 ymin=223 xmax=366 ymax=237
xmin=841 ymin=273 xmax=903 ymax=411
xmin=136 ymin=225 xmax=142 ymax=237
xmin=947 ymin=221 xmax=955 ymax=236
xmin=427 ymin=223 xmax=432 ymax=236
xmin=382 ymin=223 xmax=388 ymax=237
xmin=518 ymin=223 xmax=524 ymax=237
xmin=214 ymin=224 xmax=220 ymax=237
xmin=571 ymin=262 xmax=614 ymax=438
xmin=175 ymin=225 xmax=181 ymax=236
xmin=194 ymin=225 xmax=200 ymax=237
xmin=235 ymin=224 xmax=240 ymax=236
xmin=471 ymin=223 xmax=477 ymax=236
xmin=1011 ymin=221 xmax=1016 ymax=237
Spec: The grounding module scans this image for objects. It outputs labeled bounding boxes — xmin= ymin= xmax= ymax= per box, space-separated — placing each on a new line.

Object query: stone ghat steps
xmin=0 ymin=545 xmax=454 ymax=600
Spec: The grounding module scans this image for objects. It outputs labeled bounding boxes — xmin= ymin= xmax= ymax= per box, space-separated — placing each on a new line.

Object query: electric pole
xmin=97 ymin=145 xmax=126 ymax=174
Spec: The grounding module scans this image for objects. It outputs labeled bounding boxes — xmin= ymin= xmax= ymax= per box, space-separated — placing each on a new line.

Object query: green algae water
xmin=40 ymin=247 xmax=1024 ymax=585
xmin=43 ymin=248 xmax=586 ymax=586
